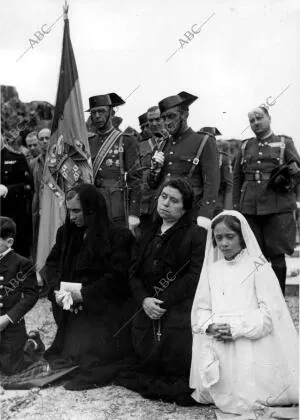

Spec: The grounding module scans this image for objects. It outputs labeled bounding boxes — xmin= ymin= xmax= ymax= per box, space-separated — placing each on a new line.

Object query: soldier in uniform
xmin=199 ymin=127 xmax=233 ymax=215
xmin=233 ymin=106 xmax=300 ymax=294
xmin=138 ymin=112 xmax=152 ymax=141
xmin=139 ymin=106 xmax=170 ymax=232
xmin=148 ymin=92 xmax=220 ymax=229
xmin=0 ymin=140 xmax=33 ymax=257
xmin=87 ymin=93 xmax=141 ymax=232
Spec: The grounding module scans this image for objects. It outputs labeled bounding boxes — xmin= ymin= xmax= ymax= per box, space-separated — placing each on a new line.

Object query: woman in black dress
xmin=117 ymin=178 xmax=207 ymax=405
xmin=41 ymin=183 xmax=134 ymax=388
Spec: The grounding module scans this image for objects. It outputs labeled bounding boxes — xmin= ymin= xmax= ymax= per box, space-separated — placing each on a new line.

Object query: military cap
xmin=158 ymin=91 xmax=198 ymax=113
xmin=138 ymin=113 xmax=148 ymax=127
xmin=86 ymin=93 xmax=125 ymax=112
xmin=199 ymin=127 xmax=222 ymax=136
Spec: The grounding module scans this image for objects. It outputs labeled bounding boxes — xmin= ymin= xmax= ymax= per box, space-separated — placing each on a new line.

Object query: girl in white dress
xmin=190 ymin=210 xmax=298 ymax=419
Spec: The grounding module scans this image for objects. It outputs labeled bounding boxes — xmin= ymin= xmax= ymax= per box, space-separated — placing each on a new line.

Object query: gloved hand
xmin=0 ymin=184 xmax=8 ymax=198
xmin=273 ymin=174 xmax=286 ymax=186
xmin=197 ymin=216 xmax=211 ymax=230
xmin=151 ymin=151 xmax=165 ymax=169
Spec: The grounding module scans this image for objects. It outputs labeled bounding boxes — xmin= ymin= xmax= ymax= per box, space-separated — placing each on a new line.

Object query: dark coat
xmin=0 ymin=147 xmax=33 ymax=257
xmin=139 ymin=137 xmax=163 ymax=216
xmin=233 ymin=134 xmax=300 ymax=215
xmin=215 ymin=150 xmax=233 ymax=214
xmin=0 ymin=251 xmax=38 ymax=323
xmin=0 ymin=251 xmax=39 ymax=375
xmin=129 ymin=214 xmax=206 ymax=372
xmin=41 ymin=223 xmax=135 ymax=364
xmin=147 ymin=128 xmax=220 ymax=219
xmin=116 ymin=214 xmax=206 ymax=404
xmin=89 ymin=130 xmax=141 ymax=222
xmin=41 ymin=224 xmax=134 ymax=312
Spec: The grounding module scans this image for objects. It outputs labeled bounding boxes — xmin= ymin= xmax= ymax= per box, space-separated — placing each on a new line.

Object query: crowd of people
xmin=0 ymin=90 xmax=299 ymax=417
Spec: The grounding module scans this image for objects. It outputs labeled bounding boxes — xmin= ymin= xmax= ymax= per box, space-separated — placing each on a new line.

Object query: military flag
xmin=36 ymin=2 xmax=93 ymax=270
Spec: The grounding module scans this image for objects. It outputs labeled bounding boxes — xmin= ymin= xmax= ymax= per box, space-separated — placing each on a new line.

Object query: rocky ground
xmin=0 ymin=295 xmax=298 ymax=420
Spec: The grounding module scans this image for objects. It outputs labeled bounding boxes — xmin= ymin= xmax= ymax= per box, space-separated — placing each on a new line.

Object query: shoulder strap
xmin=93 ymin=129 xmax=122 ymax=175
xmin=187 ymin=134 xmax=209 ymax=178
xmin=279 ymin=136 xmax=286 ymax=165
xmin=118 ymin=136 xmax=125 ymax=176
xmin=241 ymin=140 xmax=248 ymax=164
xmin=148 ymin=138 xmax=155 ymax=151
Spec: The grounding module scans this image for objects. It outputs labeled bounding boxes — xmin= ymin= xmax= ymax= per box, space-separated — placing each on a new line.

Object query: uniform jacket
xmin=217 ymin=151 xmax=233 ymax=213
xmin=0 ymin=147 xmax=33 ymax=256
xmin=148 ymin=128 xmax=220 ymax=219
xmin=1 ymin=146 xmax=33 ymax=215
xmin=0 ymin=251 xmax=38 ymax=323
xmin=139 ymin=136 xmax=164 ymax=216
xmin=89 ymin=129 xmax=141 ymax=222
xmin=233 ymin=134 xmax=300 ymax=215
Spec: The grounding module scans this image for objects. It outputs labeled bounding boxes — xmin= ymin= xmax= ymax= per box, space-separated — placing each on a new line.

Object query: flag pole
xmin=63 ymin=0 xmax=69 ymax=19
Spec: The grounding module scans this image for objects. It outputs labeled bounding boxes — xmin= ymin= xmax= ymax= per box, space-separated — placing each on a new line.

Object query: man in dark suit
xmin=199 ymin=128 xmax=233 ymax=215
xmin=233 ymin=105 xmax=300 ymax=294
xmin=0 ymin=141 xmax=33 ymax=257
xmin=87 ymin=93 xmax=141 ymax=233
xmin=148 ymin=91 xmax=220 ymax=229
xmin=0 ymin=217 xmax=40 ymax=375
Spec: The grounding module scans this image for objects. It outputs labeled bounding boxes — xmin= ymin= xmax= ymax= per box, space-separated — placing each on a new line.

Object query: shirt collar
xmin=258 ymin=130 xmax=273 ymax=141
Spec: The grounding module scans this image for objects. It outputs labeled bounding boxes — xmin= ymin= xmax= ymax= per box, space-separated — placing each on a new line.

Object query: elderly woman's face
xmin=157 ymin=186 xmax=185 ymax=223
xmin=213 ymin=221 xmax=242 ymax=259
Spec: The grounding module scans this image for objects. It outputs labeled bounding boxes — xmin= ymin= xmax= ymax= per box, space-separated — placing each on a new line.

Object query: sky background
xmin=0 ymin=0 xmax=299 ymax=147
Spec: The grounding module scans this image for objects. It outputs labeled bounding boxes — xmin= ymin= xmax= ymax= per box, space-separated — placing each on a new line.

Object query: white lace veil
xmin=190 ymin=210 xmax=299 ymax=401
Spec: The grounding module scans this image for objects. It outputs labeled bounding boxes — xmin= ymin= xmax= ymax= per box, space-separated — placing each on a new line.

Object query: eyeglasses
xmin=39 ymin=137 xmax=50 ymax=140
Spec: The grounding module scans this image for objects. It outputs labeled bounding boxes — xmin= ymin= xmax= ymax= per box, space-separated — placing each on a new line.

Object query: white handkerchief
xmin=54 ymin=290 xmax=73 ymax=310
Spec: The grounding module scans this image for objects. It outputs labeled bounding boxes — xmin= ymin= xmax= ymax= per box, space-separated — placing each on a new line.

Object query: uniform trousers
xmin=245 ymin=212 xmax=296 ymax=295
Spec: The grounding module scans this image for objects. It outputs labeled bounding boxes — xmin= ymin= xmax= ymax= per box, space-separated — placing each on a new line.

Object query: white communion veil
xmin=190 ymin=210 xmax=299 ymax=405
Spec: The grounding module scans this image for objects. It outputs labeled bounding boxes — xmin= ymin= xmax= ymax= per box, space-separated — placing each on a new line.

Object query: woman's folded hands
xmin=143 ymin=297 xmax=167 ymax=320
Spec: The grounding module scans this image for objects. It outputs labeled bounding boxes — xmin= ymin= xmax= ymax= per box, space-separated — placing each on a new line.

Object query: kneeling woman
xmin=190 ymin=210 xmax=298 ymax=418
xmin=41 ymin=184 xmax=134 ymax=388
xmin=117 ymin=178 xmax=207 ymax=405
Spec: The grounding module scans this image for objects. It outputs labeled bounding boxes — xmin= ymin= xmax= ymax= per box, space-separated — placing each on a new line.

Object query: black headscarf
xmin=59 ymin=184 xmax=111 ymax=282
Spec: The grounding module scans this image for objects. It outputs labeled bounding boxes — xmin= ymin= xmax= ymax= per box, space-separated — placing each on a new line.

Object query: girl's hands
xmin=207 ymin=323 xmax=233 ymax=342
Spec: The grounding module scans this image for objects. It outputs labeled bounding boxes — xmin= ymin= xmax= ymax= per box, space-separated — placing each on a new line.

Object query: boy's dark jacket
xmin=0 ymin=251 xmax=38 ymax=323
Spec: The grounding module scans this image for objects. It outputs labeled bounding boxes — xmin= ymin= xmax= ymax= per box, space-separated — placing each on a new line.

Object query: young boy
xmin=0 ymin=216 xmax=43 ymax=375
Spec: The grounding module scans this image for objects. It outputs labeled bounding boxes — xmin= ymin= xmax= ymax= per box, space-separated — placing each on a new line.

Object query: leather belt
xmin=244 ymin=172 xmax=272 ymax=181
